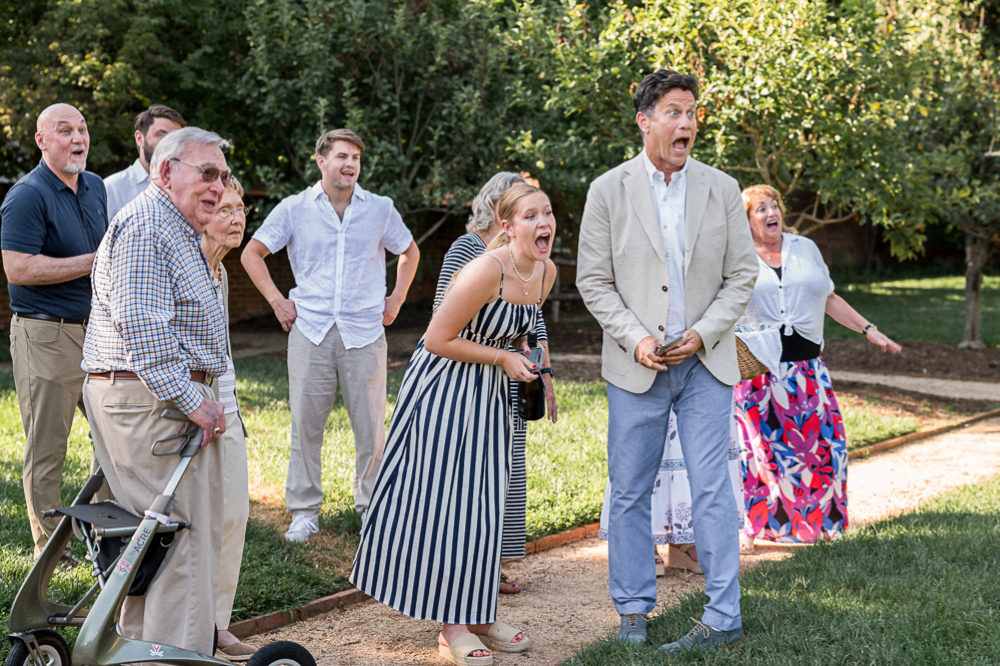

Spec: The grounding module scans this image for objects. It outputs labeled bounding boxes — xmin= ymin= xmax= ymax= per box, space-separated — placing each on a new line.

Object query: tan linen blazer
xmin=577 ymin=154 xmax=759 ymax=393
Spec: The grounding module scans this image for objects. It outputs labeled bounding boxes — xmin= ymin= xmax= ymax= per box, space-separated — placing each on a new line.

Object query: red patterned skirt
xmin=735 ymin=356 xmax=848 ymax=543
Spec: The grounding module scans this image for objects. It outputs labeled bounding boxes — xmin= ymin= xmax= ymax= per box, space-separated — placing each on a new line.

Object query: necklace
xmin=507 ymin=244 xmax=537 ymax=295
xmin=758 ymin=242 xmax=782 ymax=265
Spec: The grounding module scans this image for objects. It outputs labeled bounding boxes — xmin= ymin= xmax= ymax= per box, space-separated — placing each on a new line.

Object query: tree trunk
xmin=959 ymin=229 xmax=987 ymax=350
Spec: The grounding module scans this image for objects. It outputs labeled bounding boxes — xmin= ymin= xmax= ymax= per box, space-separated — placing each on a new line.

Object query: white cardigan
xmin=737 ymin=233 xmax=834 ymax=345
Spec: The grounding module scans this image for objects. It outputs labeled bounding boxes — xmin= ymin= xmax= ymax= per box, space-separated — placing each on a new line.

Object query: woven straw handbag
xmin=735 ymin=335 xmax=769 ymax=380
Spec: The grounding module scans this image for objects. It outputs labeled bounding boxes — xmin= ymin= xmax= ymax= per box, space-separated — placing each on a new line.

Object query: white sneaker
xmin=284 ymin=514 xmax=319 ymax=543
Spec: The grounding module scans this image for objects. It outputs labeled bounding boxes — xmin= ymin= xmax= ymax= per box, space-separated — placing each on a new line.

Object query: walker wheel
xmin=4 ymin=630 xmax=71 ymax=666
xmin=244 ymin=641 xmax=315 ymax=666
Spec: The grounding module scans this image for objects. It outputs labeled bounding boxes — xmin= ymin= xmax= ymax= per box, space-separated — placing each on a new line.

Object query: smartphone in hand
xmin=655 ymin=335 xmax=685 ymax=356
xmin=517 ymin=347 xmax=544 ymax=372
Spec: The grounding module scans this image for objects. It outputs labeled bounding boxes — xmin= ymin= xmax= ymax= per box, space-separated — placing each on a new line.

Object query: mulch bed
xmin=822 ymin=338 xmax=1000 ymax=381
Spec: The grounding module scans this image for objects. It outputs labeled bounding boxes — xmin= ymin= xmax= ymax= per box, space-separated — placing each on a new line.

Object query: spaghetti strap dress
xmin=351 ymin=256 xmax=543 ymax=624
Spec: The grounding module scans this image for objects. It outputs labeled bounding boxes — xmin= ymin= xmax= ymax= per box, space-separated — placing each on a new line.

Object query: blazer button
xmin=662 ymin=286 xmax=668 ymax=292
xmin=658 ymin=325 xmax=664 ymax=332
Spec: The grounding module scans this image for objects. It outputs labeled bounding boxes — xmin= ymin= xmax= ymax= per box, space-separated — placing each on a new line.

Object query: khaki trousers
xmin=10 ymin=315 xmax=101 ymax=556
xmin=83 ymin=376 xmax=222 ymax=656
xmin=216 ymin=409 xmax=249 ymax=630
xmin=286 ymin=323 xmax=386 ymax=514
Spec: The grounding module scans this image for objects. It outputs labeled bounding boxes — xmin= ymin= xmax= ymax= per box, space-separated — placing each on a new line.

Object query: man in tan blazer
xmin=577 ymin=70 xmax=758 ymax=654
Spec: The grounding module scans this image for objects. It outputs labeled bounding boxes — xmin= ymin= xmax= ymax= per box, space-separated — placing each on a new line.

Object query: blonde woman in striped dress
xmin=352 ymin=184 xmax=556 ymax=665
xmin=434 ymin=172 xmax=558 ymax=597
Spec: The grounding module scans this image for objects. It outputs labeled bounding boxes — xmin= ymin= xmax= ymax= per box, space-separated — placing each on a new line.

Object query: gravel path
xmin=830 ymin=370 xmax=1000 ymax=402
xmin=242 ymin=417 xmax=1000 ymax=665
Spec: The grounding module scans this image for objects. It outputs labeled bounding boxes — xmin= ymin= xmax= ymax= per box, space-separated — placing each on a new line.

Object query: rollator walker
xmin=6 ymin=409 xmax=316 ymax=666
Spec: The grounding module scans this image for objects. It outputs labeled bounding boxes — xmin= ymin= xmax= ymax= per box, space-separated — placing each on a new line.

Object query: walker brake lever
xmin=160 ymin=408 xmax=192 ymax=422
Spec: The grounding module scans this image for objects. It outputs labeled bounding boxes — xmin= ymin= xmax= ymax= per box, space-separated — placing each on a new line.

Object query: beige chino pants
xmin=216 ymin=409 xmax=249 ymax=630
xmin=10 ymin=315 xmax=104 ymax=556
xmin=83 ymin=376 xmax=222 ymax=656
xmin=285 ymin=323 xmax=386 ymax=515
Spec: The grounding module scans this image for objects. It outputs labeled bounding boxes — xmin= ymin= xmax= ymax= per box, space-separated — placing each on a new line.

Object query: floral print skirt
xmin=736 ymin=356 xmax=848 ymax=543
xmin=599 ymin=406 xmax=744 ymax=544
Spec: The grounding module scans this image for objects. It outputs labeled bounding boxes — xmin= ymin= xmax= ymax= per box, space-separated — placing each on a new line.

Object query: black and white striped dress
xmin=351 ymin=259 xmax=541 ymax=624
xmin=434 ymin=233 xmax=546 ymax=559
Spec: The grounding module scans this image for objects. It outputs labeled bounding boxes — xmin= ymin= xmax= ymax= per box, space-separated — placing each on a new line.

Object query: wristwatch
xmin=862 ymin=323 xmax=877 ymax=336
xmin=540 ymin=367 xmax=554 ymax=377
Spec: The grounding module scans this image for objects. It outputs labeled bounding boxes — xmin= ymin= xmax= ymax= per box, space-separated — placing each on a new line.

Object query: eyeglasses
xmin=170 ymin=158 xmax=232 ymax=187
xmin=217 ymin=205 xmax=246 ymax=220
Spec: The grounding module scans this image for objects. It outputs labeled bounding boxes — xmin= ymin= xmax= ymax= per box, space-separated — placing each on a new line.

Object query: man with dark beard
xmin=104 ymin=104 xmax=185 ymax=222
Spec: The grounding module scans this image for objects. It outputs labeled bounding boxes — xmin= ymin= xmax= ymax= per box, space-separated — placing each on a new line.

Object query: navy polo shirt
xmin=0 ymin=160 xmax=108 ymax=320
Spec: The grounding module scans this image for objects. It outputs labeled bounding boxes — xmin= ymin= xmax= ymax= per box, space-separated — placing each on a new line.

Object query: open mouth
xmin=672 ymin=137 xmax=690 ymax=154
xmin=70 ymin=146 xmax=86 ymax=159
xmin=341 ymin=170 xmax=356 ymax=179
xmin=766 ymin=219 xmax=780 ymax=230
xmin=535 ymin=232 xmax=551 ymax=254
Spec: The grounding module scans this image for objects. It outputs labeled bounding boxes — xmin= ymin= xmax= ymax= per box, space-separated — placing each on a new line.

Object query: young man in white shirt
xmin=103 ymin=104 xmax=185 ymax=222
xmin=242 ymin=129 xmax=420 ymax=542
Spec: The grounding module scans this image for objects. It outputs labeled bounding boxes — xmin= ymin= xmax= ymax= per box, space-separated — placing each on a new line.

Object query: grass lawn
xmin=826 ymin=274 xmax=1000 ymax=345
xmin=837 ymin=392 xmax=920 ymax=450
xmin=0 ymin=364 xmax=343 ymax=663
xmin=563 ymin=473 xmax=1000 ymax=665
xmin=0 ymin=357 xmax=950 ymax=660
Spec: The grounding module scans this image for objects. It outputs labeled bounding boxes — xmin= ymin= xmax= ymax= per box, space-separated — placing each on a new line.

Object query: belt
xmin=17 ymin=312 xmax=87 ymax=326
xmin=88 ymin=370 xmax=213 ymax=385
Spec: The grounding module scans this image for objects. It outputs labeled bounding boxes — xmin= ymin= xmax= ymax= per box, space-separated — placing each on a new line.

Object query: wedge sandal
xmin=667 ymin=544 xmax=703 ymax=574
xmin=439 ymin=633 xmax=493 ymax=666
xmin=479 ymin=620 xmax=531 ymax=653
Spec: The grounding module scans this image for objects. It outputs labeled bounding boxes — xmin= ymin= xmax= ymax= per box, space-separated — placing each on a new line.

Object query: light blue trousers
xmin=606 ymin=356 xmax=742 ymax=631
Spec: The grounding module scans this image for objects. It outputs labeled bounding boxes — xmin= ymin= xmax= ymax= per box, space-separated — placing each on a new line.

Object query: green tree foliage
xmin=903 ymin=0 xmax=1000 ymax=348
xmin=505 ymin=0 xmax=996 ymax=261
xmin=239 ymin=0 xmax=520 ymax=234
xmin=0 ymin=0 xmax=253 ymax=179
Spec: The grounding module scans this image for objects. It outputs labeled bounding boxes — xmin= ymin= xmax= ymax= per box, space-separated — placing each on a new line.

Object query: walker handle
xmin=160 ymin=408 xmax=191 ymax=422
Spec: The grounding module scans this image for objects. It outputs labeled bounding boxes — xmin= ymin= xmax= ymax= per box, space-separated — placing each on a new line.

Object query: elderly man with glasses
xmin=81 ymin=126 xmax=231 ymax=656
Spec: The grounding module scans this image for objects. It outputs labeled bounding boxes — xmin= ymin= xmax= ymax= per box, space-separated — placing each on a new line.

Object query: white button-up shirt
xmin=738 ymin=233 xmax=835 ymax=344
xmin=642 ymin=150 xmax=688 ymax=340
xmin=104 ymin=159 xmax=150 ymax=223
xmin=252 ymin=182 xmax=413 ymax=349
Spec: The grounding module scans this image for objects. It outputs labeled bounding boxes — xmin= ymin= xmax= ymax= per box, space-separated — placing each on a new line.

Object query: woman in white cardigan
xmin=736 ymin=184 xmax=901 ymax=546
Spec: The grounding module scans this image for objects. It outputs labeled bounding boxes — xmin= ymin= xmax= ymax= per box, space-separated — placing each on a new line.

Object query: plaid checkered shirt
xmin=83 ymin=184 xmax=228 ymax=414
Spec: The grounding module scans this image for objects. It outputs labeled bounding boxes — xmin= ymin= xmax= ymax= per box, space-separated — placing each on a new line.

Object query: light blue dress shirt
xmin=104 ymin=158 xmax=149 ymax=224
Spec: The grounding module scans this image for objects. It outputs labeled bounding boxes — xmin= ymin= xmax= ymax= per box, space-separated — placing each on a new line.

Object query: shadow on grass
xmin=566 ymin=477 xmax=1000 ymax=665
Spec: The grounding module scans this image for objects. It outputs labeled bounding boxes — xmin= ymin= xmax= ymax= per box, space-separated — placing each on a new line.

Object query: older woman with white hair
xmin=434 ymin=172 xmax=558 ymax=595
xmin=200 ymin=176 xmax=256 ymax=660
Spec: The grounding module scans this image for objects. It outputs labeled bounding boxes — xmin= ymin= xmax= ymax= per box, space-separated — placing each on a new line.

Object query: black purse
xmin=516 ymin=332 xmax=546 ymax=421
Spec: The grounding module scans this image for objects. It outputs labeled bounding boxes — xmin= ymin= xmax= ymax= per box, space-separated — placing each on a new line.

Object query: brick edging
xmin=847 ymin=407 xmax=1000 ymax=460
xmin=229 ymin=588 xmax=370 ymax=639
xmin=230 ymin=408 xmax=1000 ymax=639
